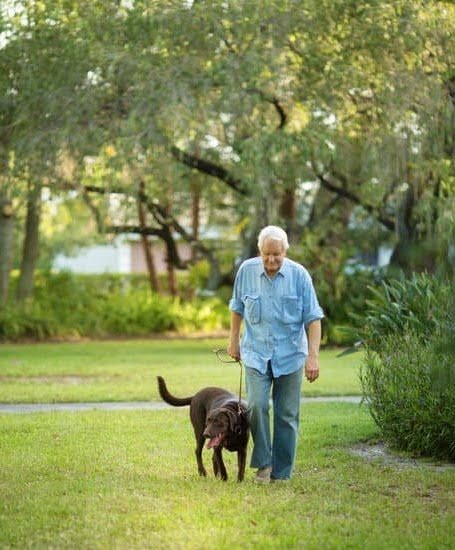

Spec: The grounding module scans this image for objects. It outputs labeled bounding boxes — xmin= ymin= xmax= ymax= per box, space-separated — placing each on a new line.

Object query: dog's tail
xmin=157 ymin=376 xmax=193 ymax=407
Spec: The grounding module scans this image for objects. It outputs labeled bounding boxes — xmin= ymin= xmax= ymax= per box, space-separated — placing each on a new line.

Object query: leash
xmin=212 ymin=348 xmax=244 ymax=415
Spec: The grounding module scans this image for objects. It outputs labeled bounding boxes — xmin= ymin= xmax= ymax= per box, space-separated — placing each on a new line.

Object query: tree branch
xmin=141 ymin=194 xmax=217 ymax=260
xmin=84 ymin=184 xmax=220 ymax=272
xmin=247 ymin=88 xmax=287 ymax=129
xmin=170 ymin=145 xmax=248 ymax=195
xmin=81 ymin=188 xmax=104 ymax=233
xmin=315 ymin=172 xmax=395 ymax=231
xmin=107 ymin=225 xmax=164 ymax=237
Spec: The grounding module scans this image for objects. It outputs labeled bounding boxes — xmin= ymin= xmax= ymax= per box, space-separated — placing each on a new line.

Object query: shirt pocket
xmin=282 ymin=295 xmax=302 ymax=324
xmin=243 ymin=295 xmax=261 ymax=324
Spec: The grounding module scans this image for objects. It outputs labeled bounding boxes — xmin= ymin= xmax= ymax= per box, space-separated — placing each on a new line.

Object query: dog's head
xmin=203 ymin=407 xmax=237 ymax=449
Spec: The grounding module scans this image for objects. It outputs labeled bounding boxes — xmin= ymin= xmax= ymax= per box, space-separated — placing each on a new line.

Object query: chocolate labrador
xmin=157 ymin=376 xmax=249 ymax=481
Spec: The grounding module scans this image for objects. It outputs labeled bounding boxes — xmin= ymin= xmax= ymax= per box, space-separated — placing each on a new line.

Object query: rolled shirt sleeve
xmin=229 ymin=296 xmax=244 ymax=316
xmin=301 ymin=269 xmax=324 ymax=326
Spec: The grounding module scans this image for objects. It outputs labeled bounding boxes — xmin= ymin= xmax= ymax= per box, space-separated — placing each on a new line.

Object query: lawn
xmin=0 ymin=339 xmax=453 ymax=549
xmin=0 ymin=340 xmax=361 ymax=403
xmin=1 ymin=403 xmax=453 ymax=549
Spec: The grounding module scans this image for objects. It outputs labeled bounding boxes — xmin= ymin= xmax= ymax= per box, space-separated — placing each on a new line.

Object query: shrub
xmin=360 ymin=332 xmax=455 ymax=459
xmin=359 ymin=274 xmax=455 ymax=460
xmin=0 ymin=271 xmax=230 ymax=341
xmin=171 ymin=297 xmax=229 ymax=333
xmin=356 ymin=273 xmax=448 ymax=352
xmin=98 ymin=292 xmax=178 ymax=335
xmin=0 ymin=304 xmax=61 ymax=340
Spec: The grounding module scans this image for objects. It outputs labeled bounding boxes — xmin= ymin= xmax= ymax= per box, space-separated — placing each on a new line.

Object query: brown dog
xmin=157 ymin=376 xmax=249 ymax=481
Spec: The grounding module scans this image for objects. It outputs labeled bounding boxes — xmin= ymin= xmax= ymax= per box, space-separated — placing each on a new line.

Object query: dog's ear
xmin=218 ymin=408 xmax=237 ymax=431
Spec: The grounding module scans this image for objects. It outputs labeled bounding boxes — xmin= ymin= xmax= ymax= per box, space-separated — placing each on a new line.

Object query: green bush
xmin=361 ymin=332 xmax=455 ymax=459
xmin=98 ymin=292 xmax=178 ymax=335
xmin=0 ymin=304 xmax=60 ymax=340
xmin=171 ymin=297 xmax=229 ymax=332
xmin=0 ymin=271 xmax=230 ymax=341
xmin=294 ymin=230 xmax=384 ymax=345
xmin=359 ymin=274 xmax=455 ymax=460
xmin=326 ymin=323 xmax=356 ymax=346
xmin=356 ymin=273 xmax=448 ymax=352
xmin=315 ymin=267 xmax=381 ymax=346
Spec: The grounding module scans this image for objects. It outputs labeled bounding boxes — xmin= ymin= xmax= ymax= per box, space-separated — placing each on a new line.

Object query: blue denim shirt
xmin=229 ymin=256 xmax=324 ymax=376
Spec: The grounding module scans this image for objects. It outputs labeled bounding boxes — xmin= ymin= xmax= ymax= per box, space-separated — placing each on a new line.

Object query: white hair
xmin=257 ymin=225 xmax=289 ymax=252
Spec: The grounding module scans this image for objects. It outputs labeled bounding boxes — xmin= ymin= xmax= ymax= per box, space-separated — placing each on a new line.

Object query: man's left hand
xmin=305 ymin=355 xmax=320 ymax=383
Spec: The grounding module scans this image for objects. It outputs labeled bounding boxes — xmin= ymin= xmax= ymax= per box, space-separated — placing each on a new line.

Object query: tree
xmin=0 ymin=190 xmax=14 ymax=306
xmin=0 ymin=0 xmax=108 ymax=303
xmin=16 ymin=180 xmax=41 ymax=301
xmin=1 ymin=0 xmax=453 ymax=299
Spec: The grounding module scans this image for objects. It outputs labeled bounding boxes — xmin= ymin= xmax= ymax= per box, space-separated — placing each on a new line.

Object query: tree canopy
xmin=1 ymin=0 xmax=454 ymax=301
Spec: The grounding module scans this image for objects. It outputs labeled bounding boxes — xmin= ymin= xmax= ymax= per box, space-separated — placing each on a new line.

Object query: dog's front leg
xmin=195 ymin=436 xmax=207 ymax=477
xmin=212 ymin=451 xmax=220 ymax=478
xmin=213 ymin=448 xmax=228 ymax=481
xmin=237 ymin=448 xmax=247 ymax=482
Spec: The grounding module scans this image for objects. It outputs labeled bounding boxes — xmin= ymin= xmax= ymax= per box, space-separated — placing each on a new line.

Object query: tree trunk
xmin=191 ymin=180 xmax=200 ymax=262
xmin=166 ymin=255 xmax=177 ymax=297
xmin=137 ymin=181 xmax=160 ymax=293
xmin=0 ymin=195 xmax=14 ymax=307
xmin=279 ymin=186 xmax=297 ymax=241
xmin=388 ymin=178 xmax=441 ymax=274
xmin=17 ymin=181 xmax=42 ymax=302
xmin=164 ymin=195 xmax=178 ymax=297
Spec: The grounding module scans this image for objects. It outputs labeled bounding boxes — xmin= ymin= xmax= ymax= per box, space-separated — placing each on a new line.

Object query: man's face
xmin=260 ymin=238 xmax=286 ymax=276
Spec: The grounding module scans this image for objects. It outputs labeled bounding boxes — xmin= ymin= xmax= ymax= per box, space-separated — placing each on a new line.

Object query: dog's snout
xmin=203 ymin=424 xmax=213 ymax=438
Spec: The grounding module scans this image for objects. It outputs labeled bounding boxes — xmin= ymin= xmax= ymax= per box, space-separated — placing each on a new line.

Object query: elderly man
xmin=228 ymin=225 xmax=324 ymax=482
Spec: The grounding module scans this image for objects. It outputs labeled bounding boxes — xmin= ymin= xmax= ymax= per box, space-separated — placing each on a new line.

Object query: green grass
xmin=0 ymin=340 xmax=453 ymax=548
xmin=0 ymin=340 xmax=362 ymax=403
xmin=0 ymin=404 xmax=453 ymax=549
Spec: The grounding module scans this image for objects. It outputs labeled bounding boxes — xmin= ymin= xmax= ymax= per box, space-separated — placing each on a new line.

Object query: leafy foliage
xmin=359 ymin=274 xmax=455 ymax=459
xmin=0 ymin=268 xmax=374 ymax=345
xmin=0 ymin=272 xmax=229 ymax=341
xmin=361 ymin=331 xmax=455 ymax=459
xmin=294 ymin=232 xmax=382 ymax=345
xmin=356 ymin=273 xmax=449 ymax=350
xmin=2 ymin=0 xmax=454 ymax=301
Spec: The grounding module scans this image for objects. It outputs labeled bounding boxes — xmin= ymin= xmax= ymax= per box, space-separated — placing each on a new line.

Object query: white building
xmin=53 ymin=236 xmax=192 ymax=274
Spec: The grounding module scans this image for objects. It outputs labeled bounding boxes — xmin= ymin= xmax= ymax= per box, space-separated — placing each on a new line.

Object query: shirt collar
xmin=260 ymin=258 xmax=287 ymax=279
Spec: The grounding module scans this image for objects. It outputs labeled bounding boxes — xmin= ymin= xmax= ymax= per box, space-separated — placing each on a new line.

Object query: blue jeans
xmin=245 ymin=362 xmax=303 ymax=480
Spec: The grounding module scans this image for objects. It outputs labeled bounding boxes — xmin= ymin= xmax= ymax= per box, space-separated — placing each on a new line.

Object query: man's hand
xmin=227 ymin=342 xmax=241 ymax=362
xmin=305 ymin=355 xmax=319 ymax=383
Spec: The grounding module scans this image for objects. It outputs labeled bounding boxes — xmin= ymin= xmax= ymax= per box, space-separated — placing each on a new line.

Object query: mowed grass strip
xmin=1 ymin=403 xmax=454 ymax=549
xmin=0 ymin=340 xmax=361 ymax=403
